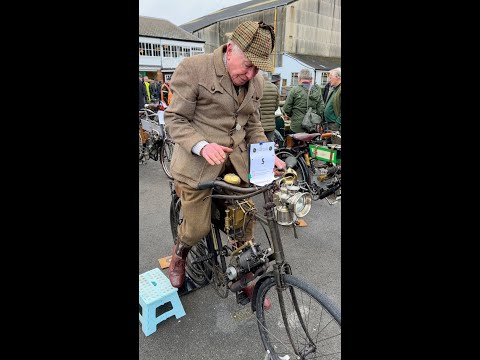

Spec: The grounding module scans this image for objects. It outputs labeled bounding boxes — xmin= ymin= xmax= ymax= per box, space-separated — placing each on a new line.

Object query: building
xmin=180 ymin=0 xmax=340 ymax=91
xmin=139 ymin=16 xmax=205 ymax=82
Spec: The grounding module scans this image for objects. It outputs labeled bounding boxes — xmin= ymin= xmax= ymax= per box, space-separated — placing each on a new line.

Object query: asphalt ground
xmin=139 ymin=159 xmax=341 ymax=360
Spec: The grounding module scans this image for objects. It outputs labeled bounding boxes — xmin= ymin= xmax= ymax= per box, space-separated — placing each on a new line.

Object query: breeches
xmin=174 ymin=181 xmax=255 ymax=247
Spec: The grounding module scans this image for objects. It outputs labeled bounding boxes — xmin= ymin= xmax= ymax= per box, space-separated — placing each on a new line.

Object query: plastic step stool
xmin=139 ymin=268 xmax=186 ymax=336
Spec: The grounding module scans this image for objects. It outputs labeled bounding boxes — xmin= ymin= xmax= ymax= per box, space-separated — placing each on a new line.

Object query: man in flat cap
xmin=165 ymin=21 xmax=285 ymax=302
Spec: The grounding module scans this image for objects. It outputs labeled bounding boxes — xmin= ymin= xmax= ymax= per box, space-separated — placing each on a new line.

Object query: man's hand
xmin=200 ymin=143 xmax=234 ymax=165
xmin=273 ymin=155 xmax=286 ymax=176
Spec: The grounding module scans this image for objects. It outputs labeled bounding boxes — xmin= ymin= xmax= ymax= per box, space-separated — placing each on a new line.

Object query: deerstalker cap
xmin=230 ymin=21 xmax=275 ymax=72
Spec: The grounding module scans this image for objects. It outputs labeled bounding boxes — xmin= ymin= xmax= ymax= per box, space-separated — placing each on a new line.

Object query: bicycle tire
xmin=273 ymin=129 xmax=285 ymax=149
xmin=275 ymin=150 xmax=309 ymax=184
xmin=255 ymin=274 xmax=341 ymax=360
xmin=139 ymin=133 xmax=144 ymax=161
xmin=160 ymin=140 xmax=174 ymax=179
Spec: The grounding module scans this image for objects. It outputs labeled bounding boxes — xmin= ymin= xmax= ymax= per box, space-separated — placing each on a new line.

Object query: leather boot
xmin=168 ymin=241 xmax=191 ymax=288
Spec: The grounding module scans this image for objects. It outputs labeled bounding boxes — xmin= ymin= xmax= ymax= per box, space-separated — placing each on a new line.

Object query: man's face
xmin=329 ymin=72 xmax=341 ymax=86
xmin=226 ymin=43 xmax=259 ymax=86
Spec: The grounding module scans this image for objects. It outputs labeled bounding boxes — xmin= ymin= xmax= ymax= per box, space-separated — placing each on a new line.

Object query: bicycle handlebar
xmin=197 ymin=180 xmax=266 ymax=193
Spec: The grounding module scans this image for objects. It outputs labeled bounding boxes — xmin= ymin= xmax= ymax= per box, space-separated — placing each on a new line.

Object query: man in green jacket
xmin=283 ymin=68 xmax=324 ymax=133
xmin=323 ymin=67 xmax=341 ymax=132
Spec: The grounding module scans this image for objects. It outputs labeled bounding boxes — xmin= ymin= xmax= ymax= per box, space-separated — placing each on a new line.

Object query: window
xmin=139 ymin=42 xmax=154 ymax=56
xmin=181 ymin=47 xmax=190 ymax=57
xmin=162 ymin=45 xmax=171 ymax=57
xmin=291 ymin=72 xmax=298 ymax=86
xmin=320 ymin=72 xmax=329 ymax=86
xmin=191 ymin=46 xmax=203 ymax=56
xmin=145 ymin=43 xmax=152 ymax=56
xmin=153 ymin=45 xmax=162 ymax=57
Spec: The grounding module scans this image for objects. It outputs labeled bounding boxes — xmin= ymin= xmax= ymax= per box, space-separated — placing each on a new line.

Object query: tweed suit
xmin=164 ymin=44 xmax=268 ymax=246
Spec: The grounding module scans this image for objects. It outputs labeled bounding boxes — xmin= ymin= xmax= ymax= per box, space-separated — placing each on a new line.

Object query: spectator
xmin=150 ymin=75 xmax=161 ymax=102
xmin=322 ymin=80 xmax=331 ymax=103
xmin=282 ymin=68 xmax=324 ymax=133
xmin=139 ymin=77 xmax=146 ymax=110
xmin=143 ymin=76 xmax=151 ymax=104
xmin=323 ymin=67 xmax=341 ymax=132
xmin=259 ymin=71 xmax=279 ymax=142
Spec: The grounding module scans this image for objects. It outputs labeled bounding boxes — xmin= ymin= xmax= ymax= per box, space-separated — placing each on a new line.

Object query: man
xmin=164 ymin=21 xmax=285 ymax=297
xmin=143 ymin=76 xmax=151 ymax=104
xmin=259 ymin=71 xmax=279 ymax=142
xmin=283 ymin=68 xmax=325 ymax=133
xmin=150 ymin=74 xmax=161 ymax=102
xmin=139 ymin=76 xmax=146 ymax=110
xmin=323 ymin=67 xmax=341 ymax=132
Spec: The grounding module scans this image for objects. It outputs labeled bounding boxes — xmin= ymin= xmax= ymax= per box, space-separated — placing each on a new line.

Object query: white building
xmin=139 ymin=16 xmax=205 ymax=82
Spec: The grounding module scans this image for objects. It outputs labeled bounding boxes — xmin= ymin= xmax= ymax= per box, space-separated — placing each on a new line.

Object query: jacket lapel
xmin=214 ymin=45 xmax=234 ymax=99
xmin=237 ymin=79 xmax=255 ymax=113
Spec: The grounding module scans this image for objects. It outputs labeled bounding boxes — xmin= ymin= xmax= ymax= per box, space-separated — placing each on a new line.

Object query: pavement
xmin=139 ymin=159 xmax=341 ymax=359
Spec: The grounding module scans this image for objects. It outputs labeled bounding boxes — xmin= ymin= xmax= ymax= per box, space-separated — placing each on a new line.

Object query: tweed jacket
xmin=164 ymin=44 xmax=268 ymax=188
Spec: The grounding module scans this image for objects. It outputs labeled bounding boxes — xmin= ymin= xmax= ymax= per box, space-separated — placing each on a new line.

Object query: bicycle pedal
xmin=236 ymin=290 xmax=251 ymax=306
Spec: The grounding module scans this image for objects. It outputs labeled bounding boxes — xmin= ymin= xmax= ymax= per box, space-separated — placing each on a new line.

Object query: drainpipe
xmin=272 ymin=7 xmax=277 ymax=72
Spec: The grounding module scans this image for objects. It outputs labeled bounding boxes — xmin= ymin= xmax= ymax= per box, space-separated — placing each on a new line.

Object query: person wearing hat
xmin=164 ymin=21 xmax=286 ymax=297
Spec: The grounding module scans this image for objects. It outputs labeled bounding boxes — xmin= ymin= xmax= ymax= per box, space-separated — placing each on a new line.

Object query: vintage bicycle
xmin=169 ymin=170 xmax=341 ymax=359
xmin=139 ymin=103 xmax=174 ymax=179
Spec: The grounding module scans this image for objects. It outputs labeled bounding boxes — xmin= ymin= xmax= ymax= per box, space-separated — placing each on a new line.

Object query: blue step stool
xmin=139 ymin=268 xmax=186 ymax=336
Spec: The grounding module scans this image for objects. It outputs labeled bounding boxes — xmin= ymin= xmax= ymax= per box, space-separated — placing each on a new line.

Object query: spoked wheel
xmin=160 ymin=140 xmax=174 ymax=179
xmin=272 ymin=129 xmax=285 ymax=149
xmin=206 ymin=225 xmax=228 ymax=298
xmin=139 ymin=133 xmax=144 ymax=161
xmin=255 ymin=274 xmax=341 ymax=360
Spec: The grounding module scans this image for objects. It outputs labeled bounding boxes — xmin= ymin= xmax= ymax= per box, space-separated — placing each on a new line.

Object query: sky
xmin=139 ymin=0 xmax=252 ymax=26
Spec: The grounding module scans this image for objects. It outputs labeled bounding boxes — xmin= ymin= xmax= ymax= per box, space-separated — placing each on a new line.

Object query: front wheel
xmin=256 ymin=274 xmax=341 ymax=360
xmin=160 ymin=140 xmax=174 ymax=179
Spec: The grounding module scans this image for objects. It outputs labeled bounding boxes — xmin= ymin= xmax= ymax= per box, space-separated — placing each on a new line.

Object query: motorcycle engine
xmin=225 ymin=242 xmax=271 ymax=281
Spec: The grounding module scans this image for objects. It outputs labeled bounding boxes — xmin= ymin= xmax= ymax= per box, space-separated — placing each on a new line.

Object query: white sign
xmin=157 ymin=110 xmax=165 ymax=124
xmin=249 ymin=142 xmax=275 ymax=186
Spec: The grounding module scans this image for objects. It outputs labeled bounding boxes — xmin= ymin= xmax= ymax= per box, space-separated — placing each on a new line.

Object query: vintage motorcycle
xmin=276 ymin=131 xmax=341 ymax=205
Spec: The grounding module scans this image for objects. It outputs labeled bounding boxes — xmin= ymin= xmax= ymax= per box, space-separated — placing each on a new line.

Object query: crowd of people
xmin=138 ymin=75 xmax=171 ymax=110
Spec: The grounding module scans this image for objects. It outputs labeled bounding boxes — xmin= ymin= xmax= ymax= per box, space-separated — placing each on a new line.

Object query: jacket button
xmin=211 ymin=85 xmax=215 ymax=91
xmin=256 ymin=96 xmax=259 ymax=100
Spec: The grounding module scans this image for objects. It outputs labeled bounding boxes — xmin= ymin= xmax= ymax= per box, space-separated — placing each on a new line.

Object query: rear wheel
xmin=275 ymin=150 xmax=309 ymax=184
xmin=169 ymin=195 xmax=212 ymax=286
xmin=256 ymin=274 xmax=341 ymax=360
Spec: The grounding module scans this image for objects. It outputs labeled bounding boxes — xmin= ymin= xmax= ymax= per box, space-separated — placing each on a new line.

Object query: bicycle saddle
xmin=290 ymin=133 xmax=322 ymax=142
